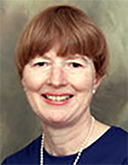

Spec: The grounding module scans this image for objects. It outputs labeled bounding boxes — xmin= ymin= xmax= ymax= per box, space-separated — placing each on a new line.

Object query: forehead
xmin=35 ymin=51 xmax=91 ymax=63
xmin=35 ymin=45 xmax=90 ymax=60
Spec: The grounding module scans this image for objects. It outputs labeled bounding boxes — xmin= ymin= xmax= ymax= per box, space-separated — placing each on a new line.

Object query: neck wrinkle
xmin=40 ymin=112 xmax=93 ymax=156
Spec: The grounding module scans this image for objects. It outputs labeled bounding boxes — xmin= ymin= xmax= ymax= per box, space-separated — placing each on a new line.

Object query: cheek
xmin=68 ymin=71 xmax=95 ymax=91
xmin=22 ymin=73 xmax=45 ymax=91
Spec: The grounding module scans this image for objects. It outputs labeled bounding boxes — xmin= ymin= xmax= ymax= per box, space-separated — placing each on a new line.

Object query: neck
xmin=40 ymin=111 xmax=94 ymax=156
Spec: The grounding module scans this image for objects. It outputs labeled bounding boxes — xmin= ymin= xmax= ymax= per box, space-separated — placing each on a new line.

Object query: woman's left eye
xmin=71 ymin=62 xmax=83 ymax=68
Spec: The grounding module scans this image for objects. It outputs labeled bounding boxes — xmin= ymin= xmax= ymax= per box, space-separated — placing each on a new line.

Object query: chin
xmin=46 ymin=111 xmax=69 ymax=126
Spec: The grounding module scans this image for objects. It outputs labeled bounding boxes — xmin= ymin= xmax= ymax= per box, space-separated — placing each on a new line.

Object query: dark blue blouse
xmin=2 ymin=126 xmax=128 ymax=165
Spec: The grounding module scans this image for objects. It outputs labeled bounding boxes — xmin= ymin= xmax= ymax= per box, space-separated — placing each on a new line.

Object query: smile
xmin=42 ymin=93 xmax=73 ymax=105
xmin=44 ymin=95 xmax=72 ymax=101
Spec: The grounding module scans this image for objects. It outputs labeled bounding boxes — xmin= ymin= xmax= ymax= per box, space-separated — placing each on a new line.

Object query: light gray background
xmin=0 ymin=0 xmax=128 ymax=163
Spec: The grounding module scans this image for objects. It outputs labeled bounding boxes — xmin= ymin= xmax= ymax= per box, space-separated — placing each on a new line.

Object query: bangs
xmin=16 ymin=5 xmax=108 ymax=78
xmin=28 ymin=17 xmax=104 ymax=60
xmin=23 ymin=5 xmax=105 ymax=60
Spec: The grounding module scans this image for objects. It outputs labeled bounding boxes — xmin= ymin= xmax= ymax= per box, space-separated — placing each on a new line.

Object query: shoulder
xmin=102 ymin=126 xmax=128 ymax=157
xmin=84 ymin=126 xmax=128 ymax=164
xmin=102 ymin=126 xmax=128 ymax=146
xmin=108 ymin=126 xmax=128 ymax=141
xmin=93 ymin=121 xmax=127 ymax=148
xmin=2 ymin=135 xmax=42 ymax=165
xmin=104 ymin=126 xmax=128 ymax=163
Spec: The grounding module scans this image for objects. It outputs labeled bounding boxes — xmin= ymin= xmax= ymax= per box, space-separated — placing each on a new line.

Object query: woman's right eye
xmin=34 ymin=62 xmax=47 ymax=67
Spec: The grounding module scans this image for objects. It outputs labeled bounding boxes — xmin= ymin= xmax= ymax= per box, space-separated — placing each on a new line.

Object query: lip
xmin=42 ymin=92 xmax=74 ymax=106
xmin=44 ymin=92 xmax=73 ymax=96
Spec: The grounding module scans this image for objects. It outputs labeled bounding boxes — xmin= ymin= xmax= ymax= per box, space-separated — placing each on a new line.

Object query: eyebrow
xmin=66 ymin=55 xmax=89 ymax=62
xmin=31 ymin=54 xmax=90 ymax=63
xmin=33 ymin=54 xmax=52 ymax=61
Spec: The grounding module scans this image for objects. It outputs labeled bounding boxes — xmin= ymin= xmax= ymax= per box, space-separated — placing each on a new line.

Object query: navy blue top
xmin=2 ymin=126 xmax=128 ymax=165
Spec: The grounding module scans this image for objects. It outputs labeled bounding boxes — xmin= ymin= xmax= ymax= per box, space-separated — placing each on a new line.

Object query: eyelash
xmin=33 ymin=61 xmax=84 ymax=68
xmin=69 ymin=62 xmax=83 ymax=68
xmin=34 ymin=62 xmax=48 ymax=67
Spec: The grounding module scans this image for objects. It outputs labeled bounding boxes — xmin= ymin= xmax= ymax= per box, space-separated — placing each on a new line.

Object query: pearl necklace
xmin=40 ymin=116 xmax=95 ymax=165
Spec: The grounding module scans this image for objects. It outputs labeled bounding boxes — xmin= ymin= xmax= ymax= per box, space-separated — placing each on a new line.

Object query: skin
xmin=22 ymin=45 xmax=109 ymax=156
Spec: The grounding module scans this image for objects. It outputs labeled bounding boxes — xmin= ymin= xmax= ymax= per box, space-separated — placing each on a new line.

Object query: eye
xmin=34 ymin=62 xmax=48 ymax=67
xmin=71 ymin=62 xmax=83 ymax=68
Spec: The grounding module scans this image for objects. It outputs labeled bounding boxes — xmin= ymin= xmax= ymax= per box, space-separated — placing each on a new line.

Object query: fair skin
xmin=22 ymin=46 xmax=110 ymax=156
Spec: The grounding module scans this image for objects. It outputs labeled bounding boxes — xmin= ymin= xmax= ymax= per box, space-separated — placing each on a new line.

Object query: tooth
xmin=60 ymin=96 xmax=64 ymax=101
xmin=45 ymin=95 xmax=70 ymax=101
xmin=47 ymin=95 xmax=52 ymax=100
xmin=57 ymin=96 xmax=61 ymax=101
xmin=52 ymin=96 xmax=56 ymax=101
xmin=62 ymin=96 xmax=66 ymax=100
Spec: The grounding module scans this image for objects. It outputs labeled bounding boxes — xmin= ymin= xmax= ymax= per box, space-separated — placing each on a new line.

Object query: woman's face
xmin=22 ymin=46 xmax=102 ymax=127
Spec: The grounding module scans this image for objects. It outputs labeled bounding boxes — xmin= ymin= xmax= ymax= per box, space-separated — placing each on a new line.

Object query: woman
xmin=2 ymin=5 xmax=127 ymax=165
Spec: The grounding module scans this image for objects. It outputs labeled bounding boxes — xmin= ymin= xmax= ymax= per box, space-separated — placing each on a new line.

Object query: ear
xmin=93 ymin=76 xmax=103 ymax=91
xmin=21 ymin=78 xmax=26 ymax=87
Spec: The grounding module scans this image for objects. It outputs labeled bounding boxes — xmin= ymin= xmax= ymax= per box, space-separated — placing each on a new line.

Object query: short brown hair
xmin=15 ymin=5 xmax=109 ymax=79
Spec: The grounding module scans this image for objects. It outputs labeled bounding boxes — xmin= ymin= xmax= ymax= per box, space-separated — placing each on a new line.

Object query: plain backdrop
xmin=0 ymin=0 xmax=128 ymax=163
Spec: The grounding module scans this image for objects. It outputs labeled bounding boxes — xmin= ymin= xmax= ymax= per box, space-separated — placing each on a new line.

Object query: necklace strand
xmin=40 ymin=116 xmax=95 ymax=165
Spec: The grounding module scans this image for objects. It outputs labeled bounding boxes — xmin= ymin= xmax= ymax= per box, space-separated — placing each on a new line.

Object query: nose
xmin=47 ymin=65 xmax=67 ymax=87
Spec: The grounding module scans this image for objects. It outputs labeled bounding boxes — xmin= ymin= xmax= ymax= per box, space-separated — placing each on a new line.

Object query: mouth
xmin=42 ymin=93 xmax=74 ymax=105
